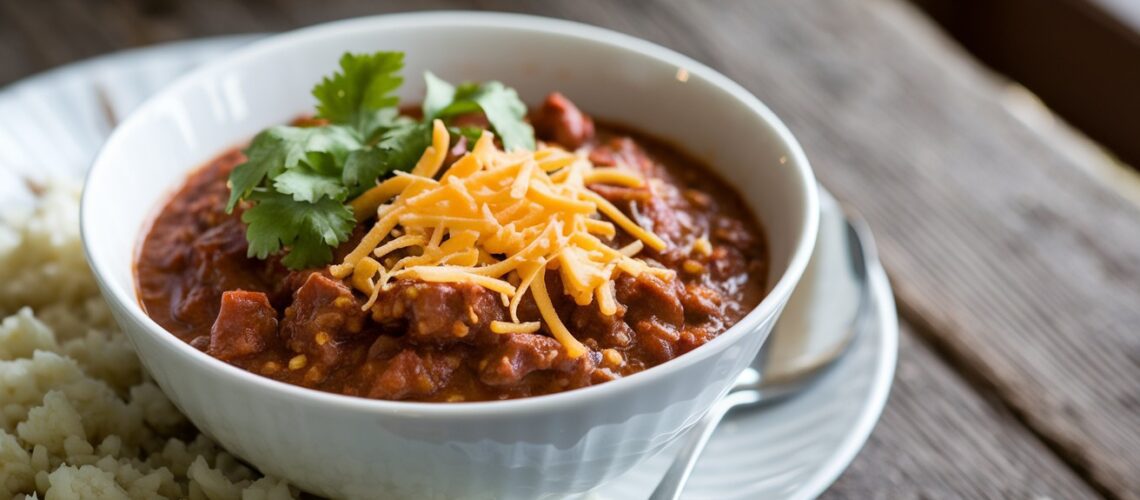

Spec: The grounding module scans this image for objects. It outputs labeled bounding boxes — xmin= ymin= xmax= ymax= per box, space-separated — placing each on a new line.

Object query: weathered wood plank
xmin=825 ymin=325 xmax=1099 ymax=499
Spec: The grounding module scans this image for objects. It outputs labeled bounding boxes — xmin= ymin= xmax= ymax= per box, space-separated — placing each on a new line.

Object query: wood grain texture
xmin=1 ymin=0 xmax=1137 ymax=497
xmin=825 ymin=324 xmax=1098 ymax=499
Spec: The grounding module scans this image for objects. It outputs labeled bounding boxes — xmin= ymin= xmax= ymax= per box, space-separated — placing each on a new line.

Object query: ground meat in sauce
xmin=136 ymin=93 xmax=768 ymax=402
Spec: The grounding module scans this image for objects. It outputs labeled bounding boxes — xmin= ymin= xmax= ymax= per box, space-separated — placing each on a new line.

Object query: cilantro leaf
xmin=449 ymin=125 xmax=485 ymax=145
xmin=342 ymin=122 xmax=433 ymax=197
xmin=273 ymin=167 xmax=346 ymax=203
xmin=470 ymin=82 xmax=534 ymax=151
xmin=312 ymin=52 xmax=404 ymax=134
xmin=425 ymin=74 xmax=535 ymax=151
xmin=433 ymin=82 xmax=483 ymax=118
xmin=284 ymin=126 xmax=362 ymax=170
xmin=358 ymin=107 xmax=402 ymax=145
xmin=226 ymin=131 xmax=279 ymax=212
xmin=422 ymin=71 xmax=456 ymax=120
xmin=341 ymin=148 xmax=386 ymax=195
xmin=241 ymin=190 xmax=355 ymax=269
xmin=376 ymin=122 xmax=435 ymax=170
xmin=226 ymin=125 xmax=361 ymax=212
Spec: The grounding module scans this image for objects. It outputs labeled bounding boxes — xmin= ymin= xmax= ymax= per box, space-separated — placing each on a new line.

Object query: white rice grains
xmin=0 ymin=181 xmax=297 ymax=500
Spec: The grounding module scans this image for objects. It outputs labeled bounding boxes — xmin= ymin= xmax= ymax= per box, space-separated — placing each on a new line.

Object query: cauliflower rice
xmin=0 ymin=181 xmax=297 ymax=500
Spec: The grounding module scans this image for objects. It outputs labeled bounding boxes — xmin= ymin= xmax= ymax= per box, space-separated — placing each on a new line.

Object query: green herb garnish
xmin=423 ymin=72 xmax=535 ymax=151
xmin=225 ymin=51 xmax=535 ymax=269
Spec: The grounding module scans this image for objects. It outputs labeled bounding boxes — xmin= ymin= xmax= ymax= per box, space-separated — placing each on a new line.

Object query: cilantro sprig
xmin=225 ymin=51 xmax=535 ymax=269
xmin=423 ymin=72 xmax=535 ymax=151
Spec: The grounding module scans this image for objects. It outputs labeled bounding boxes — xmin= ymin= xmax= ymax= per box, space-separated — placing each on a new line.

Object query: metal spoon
xmin=648 ymin=204 xmax=879 ymax=500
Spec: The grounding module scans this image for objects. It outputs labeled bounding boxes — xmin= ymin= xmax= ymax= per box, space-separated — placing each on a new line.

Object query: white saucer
xmin=0 ymin=36 xmax=897 ymax=500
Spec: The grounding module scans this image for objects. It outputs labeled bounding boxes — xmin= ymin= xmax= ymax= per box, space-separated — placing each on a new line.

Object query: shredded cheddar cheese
xmin=489 ymin=321 xmax=542 ymax=334
xmin=335 ymin=120 xmax=673 ymax=358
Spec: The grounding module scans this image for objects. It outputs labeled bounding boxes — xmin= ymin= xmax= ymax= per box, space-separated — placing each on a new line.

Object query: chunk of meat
xmin=617 ymin=273 xmax=685 ymax=328
xmin=632 ymin=319 xmax=681 ymax=364
xmin=677 ymin=325 xmax=715 ymax=354
xmin=681 ymin=282 xmax=725 ymax=323
xmin=478 ymin=333 xmax=596 ymax=387
xmin=368 ymin=349 xmax=460 ymax=400
xmin=531 ymin=92 xmax=595 ymax=150
xmin=617 ymin=273 xmax=687 ymax=364
xmin=280 ymin=273 xmax=366 ymax=365
xmin=635 ymin=193 xmax=689 ymax=257
xmin=479 ymin=334 xmax=561 ymax=386
xmin=208 ymin=291 xmax=278 ymax=361
xmin=570 ymin=300 xmax=634 ymax=348
xmin=712 ymin=215 xmax=758 ymax=251
xmin=588 ymin=137 xmax=661 ymax=178
xmin=370 ymin=280 xmax=507 ymax=346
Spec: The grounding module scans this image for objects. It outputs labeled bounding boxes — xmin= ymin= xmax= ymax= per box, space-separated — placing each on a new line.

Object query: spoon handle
xmin=648 ymin=390 xmax=762 ymax=500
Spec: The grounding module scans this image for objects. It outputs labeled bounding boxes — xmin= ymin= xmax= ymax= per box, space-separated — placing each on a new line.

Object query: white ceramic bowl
xmin=82 ymin=12 xmax=818 ymax=499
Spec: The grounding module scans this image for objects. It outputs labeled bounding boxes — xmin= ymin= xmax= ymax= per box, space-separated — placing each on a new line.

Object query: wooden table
xmin=3 ymin=1 xmax=1138 ymax=498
